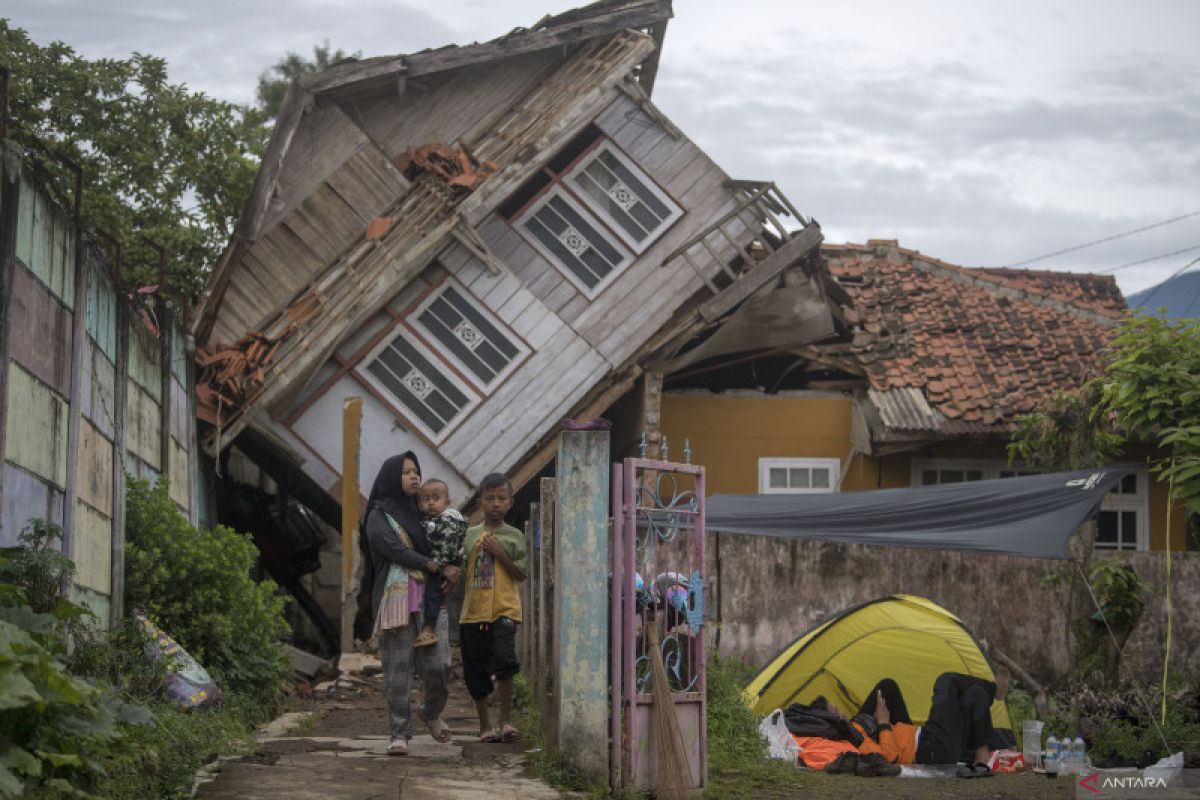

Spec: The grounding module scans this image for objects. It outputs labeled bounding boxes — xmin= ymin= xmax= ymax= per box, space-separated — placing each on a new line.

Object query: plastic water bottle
xmin=1073 ymin=735 xmax=1087 ymax=772
xmin=1045 ymin=733 xmax=1060 ymax=772
xmin=1062 ymin=733 xmax=1077 ymax=774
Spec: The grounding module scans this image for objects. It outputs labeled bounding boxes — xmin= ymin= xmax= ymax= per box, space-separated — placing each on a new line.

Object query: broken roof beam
xmin=698 ymin=223 xmax=824 ymax=323
xmin=636 ymin=19 xmax=669 ymax=94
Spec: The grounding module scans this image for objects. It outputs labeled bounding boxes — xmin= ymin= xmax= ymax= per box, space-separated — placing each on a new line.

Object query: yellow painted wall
xmin=663 ymin=393 xmax=1189 ymax=551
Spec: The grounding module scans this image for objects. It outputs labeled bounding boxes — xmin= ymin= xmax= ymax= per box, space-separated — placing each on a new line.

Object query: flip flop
xmin=480 ymin=729 xmax=502 ymax=743
xmin=387 ymin=739 xmax=408 ymax=756
xmin=416 ymin=707 xmax=452 ymax=744
xmin=413 ymin=631 xmax=438 ymax=648
xmin=500 ymin=725 xmax=521 ymax=743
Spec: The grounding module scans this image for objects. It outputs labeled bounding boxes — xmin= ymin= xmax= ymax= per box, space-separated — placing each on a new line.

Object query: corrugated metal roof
xmin=868 ymin=387 xmax=942 ymax=431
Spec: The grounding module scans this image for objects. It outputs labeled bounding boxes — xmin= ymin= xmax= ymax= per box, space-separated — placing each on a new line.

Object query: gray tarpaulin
xmin=705 ymin=466 xmax=1140 ymax=559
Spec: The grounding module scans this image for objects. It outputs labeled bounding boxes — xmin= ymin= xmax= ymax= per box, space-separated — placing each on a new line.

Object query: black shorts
xmin=459 ymin=618 xmax=520 ymax=701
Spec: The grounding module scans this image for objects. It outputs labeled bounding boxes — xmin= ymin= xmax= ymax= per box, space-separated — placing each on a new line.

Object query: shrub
xmin=123 ymin=477 xmax=290 ymax=713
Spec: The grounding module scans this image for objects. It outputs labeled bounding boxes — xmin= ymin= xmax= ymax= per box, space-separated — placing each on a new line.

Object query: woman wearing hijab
xmin=363 ymin=451 xmax=460 ymax=755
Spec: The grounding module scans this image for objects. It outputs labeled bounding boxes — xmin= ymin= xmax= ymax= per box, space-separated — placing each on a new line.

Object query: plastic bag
xmin=759 ymin=709 xmax=801 ymax=762
xmin=134 ymin=609 xmax=221 ymax=710
xmin=986 ymin=749 xmax=1026 ymax=773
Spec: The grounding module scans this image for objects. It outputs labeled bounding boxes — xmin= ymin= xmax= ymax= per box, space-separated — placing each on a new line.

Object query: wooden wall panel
xmin=4 ymin=363 xmax=69 ymax=489
xmin=269 ymin=103 xmax=369 ymax=229
xmin=124 ymin=381 xmax=161 ymax=471
xmin=8 ymin=262 xmax=74 ymax=396
xmin=1 ymin=462 xmax=64 ymax=546
xmin=14 ymin=173 xmax=75 ymax=307
xmin=169 ymin=439 xmax=190 ymax=510
xmin=75 ymin=419 xmax=113 ymax=517
xmin=290 ymin=375 xmax=471 ymax=505
xmin=73 ymin=502 xmax=112 ymax=594
xmin=169 ymin=377 xmax=190 ymax=444
xmin=126 ymin=322 xmax=162 ymax=400
xmin=85 ymin=262 xmax=119 ymax=362
xmin=80 ymin=339 xmax=117 ymax=440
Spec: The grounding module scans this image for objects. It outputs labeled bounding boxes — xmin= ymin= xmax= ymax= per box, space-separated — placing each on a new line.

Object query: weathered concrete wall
xmin=0 ymin=160 xmax=198 ymax=627
xmin=708 ymin=532 xmax=1200 ymax=687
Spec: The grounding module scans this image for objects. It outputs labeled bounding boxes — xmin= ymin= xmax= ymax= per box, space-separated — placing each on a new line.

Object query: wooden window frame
xmin=758 ymin=457 xmax=840 ymax=495
xmin=407 ymin=276 xmax=530 ymax=393
xmin=515 ymin=187 xmax=634 ymax=298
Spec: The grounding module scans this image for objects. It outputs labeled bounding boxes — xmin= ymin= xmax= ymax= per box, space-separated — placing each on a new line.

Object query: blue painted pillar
xmin=554 ymin=429 xmax=610 ymax=781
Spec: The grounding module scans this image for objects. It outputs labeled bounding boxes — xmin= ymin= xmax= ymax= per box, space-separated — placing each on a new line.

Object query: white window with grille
xmin=360 ymin=333 xmax=476 ymax=443
xmin=758 ymin=458 xmax=840 ymax=494
xmin=565 ymin=143 xmax=682 ymax=254
xmin=1096 ymin=470 xmax=1148 ymax=551
xmin=410 ymin=280 xmax=529 ymax=392
xmin=518 ymin=190 xmax=633 ymax=297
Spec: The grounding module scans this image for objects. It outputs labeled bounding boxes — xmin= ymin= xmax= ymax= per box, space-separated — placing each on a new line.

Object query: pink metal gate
xmin=611 ymin=456 xmax=706 ymax=792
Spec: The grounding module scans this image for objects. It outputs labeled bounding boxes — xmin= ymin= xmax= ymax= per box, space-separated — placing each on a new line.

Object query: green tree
xmin=0 ymin=21 xmax=267 ymax=300
xmin=254 ymin=41 xmax=360 ymax=119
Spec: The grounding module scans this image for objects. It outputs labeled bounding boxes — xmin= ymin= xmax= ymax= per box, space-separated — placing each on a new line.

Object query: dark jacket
xmin=783 ymin=703 xmax=864 ymax=747
xmin=365 ymin=505 xmax=433 ymax=619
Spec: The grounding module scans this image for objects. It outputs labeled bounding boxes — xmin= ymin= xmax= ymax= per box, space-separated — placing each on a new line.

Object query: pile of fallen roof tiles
xmin=195 ymin=332 xmax=281 ymax=426
xmin=394 ymin=142 xmax=497 ymax=194
xmin=820 ymin=241 xmax=1126 ymax=431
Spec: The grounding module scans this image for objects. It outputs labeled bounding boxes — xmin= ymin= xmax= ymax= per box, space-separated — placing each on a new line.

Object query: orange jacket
xmin=851 ymin=720 xmax=918 ymax=765
xmin=790 ymin=734 xmax=860 ymax=771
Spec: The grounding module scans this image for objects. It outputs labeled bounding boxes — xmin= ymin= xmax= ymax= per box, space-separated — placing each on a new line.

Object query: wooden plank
xmin=73 ymin=501 xmax=112 ymax=594
xmin=168 ymin=439 xmax=189 ymax=511
xmin=5 ymin=362 xmax=70 ymax=489
xmin=8 ymin=261 xmax=74 ymax=396
xmin=553 ymin=430 xmax=610 ymax=782
xmin=266 ymin=103 xmax=370 ymax=230
xmin=459 ymin=343 xmax=608 ymax=483
xmin=467 ymin=266 xmax=521 ymax=311
xmin=496 ymin=284 xmax=537 ymax=324
xmin=699 ymin=224 xmax=824 ymax=323
xmin=110 ymin=293 xmax=128 ymax=623
xmin=538 ymin=479 xmax=557 ymax=734
xmin=341 ymin=397 xmax=362 ymax=653
xmin=1 ymin=463 xmax=64 ymax=545
xmin=85 ymin=262 xmax=118 ymax=362
xmin=126 ymin=321 xmax=162 ymax=399
xmin=169 ymin=377 xmax=189 ymax=444
xmin=124 ymin=381 xmax=161 ymax=471
xmin=528 ymin=501 xmax=541 ymax=695
xmin=522 ymin=305 xmax=565 ymax=350
xmin=75 ymin=418 xmax=113 ymax=517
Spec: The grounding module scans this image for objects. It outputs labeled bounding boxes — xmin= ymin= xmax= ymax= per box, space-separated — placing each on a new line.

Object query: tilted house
xmin=661 ymin=240 xmax=1190 ymax=552
xmin=191 ymin=0 xmax=824 ymax=523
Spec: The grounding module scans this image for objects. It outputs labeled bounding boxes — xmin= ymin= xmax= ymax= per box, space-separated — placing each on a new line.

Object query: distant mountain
xmin=1125 ymin=271 xmax=1200 ymax=318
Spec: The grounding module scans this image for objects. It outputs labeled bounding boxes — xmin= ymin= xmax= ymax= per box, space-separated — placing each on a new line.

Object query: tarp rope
xmin=1161 ymin=464 xmax=1175 ymax=727
xmin=1074 ymin=560 xmax=1171 ymax=753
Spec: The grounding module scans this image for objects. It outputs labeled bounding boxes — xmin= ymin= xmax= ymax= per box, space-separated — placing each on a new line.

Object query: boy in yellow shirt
xmin=459 ymin=472 xmax=527 ymax=743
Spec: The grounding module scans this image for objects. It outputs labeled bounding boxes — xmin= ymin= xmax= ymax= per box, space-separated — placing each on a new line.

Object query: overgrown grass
xmin=513 ymin=674 xmax=615 ymax=798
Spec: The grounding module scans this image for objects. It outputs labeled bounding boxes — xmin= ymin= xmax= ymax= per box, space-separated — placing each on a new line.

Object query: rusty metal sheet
xmin=4 ymin=362 xmax=69 ymax=488
xmin=14 ymin=173 xmax=76 ymax=308
xmin=124 ymin=380 xmax=161 ymax=470
xmin=75 ymin=418 xmax=114 ymax=517
xmin=1 ymin=462 xmax=65 ymax=545
xmin=73 ymin=501 xmax=112 ymax=594
xmin=8 ymin=262 xmax=74 ymax=396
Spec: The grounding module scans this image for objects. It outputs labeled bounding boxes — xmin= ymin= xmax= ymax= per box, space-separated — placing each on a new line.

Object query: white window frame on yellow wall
xmin=758 ymin=457 xmax=840 ymax=494
xmin=1096 ymin=469 xmax=1149 ymax=551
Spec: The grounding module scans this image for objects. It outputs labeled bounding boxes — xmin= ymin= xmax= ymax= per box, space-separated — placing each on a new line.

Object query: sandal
xmin=413 ymin=631 xmax=438 ymax=648
xmin=500 ymin=725 xmax=521 ymax=743
xmin=416 ymin=707 xmax=452 ymax=744
xmin=386 ymin=739 xmax=408 ymax=756
xmin=480 ymin=729 xmax=502 ymax=743
xmin=955 ymin=762 xmax=994 ymax=779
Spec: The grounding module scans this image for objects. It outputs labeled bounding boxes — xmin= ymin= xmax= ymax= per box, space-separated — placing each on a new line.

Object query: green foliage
xmin=123 ymin=477 xmax=290 ymax=712
xmin=254 ymin=41 xmax=361 ymax=119
xmin=0 ymin=520 xmax=76 ymax=614
xmin=1088 ymin=559 xmax=1148 ymax=634
xmin=512 ymin=675 xmax=611 ymax=798
xmin=0 ymin=21 xmax=266 ymax=300
xmin=1008 ymin=384 xmax=1122 ymax=471
xmin=1004 ymin=686 xmax=1037 ymax=750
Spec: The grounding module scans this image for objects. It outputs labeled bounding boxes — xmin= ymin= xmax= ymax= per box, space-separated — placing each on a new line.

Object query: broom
xmin=647 ymin=618 xmax=693 ymax=799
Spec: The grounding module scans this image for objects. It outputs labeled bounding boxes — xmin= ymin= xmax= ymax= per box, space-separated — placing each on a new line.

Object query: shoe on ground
xmin=824 ymin=752 xmax=859 ymax=774
xmin=955 ymin=762 xmax=994 ymax=779
xmin=386 ymin=739 xmax=408 ymax=756
xmin=856 ymin=752 xmax=901 ymax=777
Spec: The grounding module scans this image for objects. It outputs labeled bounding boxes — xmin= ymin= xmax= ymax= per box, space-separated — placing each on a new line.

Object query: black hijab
xmin=364 ymin=450 xmax=424 ymax=539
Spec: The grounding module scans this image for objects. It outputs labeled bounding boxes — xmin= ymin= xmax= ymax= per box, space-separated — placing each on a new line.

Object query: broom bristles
xmin=648 ymin=622 xmax=693 ymax=799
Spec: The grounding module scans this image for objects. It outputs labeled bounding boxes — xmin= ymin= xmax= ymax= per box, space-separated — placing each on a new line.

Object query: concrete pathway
xmin=195 ymin=654 xmax=573 ymax=800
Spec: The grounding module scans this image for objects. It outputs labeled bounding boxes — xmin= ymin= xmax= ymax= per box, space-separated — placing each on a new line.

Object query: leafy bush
xmin=0 ymin=519 xmax=75 ymax=614
xmin=123 ymin=477 xmax=290 ymax=713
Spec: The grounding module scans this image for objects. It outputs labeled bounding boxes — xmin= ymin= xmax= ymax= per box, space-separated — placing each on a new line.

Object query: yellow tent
xmin=743 ymin=595 xmax=1012 ymax=730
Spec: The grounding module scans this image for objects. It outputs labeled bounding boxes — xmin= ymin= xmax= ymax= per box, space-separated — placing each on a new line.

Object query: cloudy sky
xmin=7 ymin=0 xmax=1200 ymax=296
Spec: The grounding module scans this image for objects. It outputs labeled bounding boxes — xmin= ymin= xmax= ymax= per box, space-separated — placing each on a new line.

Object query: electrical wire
xmin=1098 ymin=243 xmax=1200 ymax=273
xmin=1135 ymin=254 xmax=1200 ymax=310
xmin=1004 ymin=209 xmax=1200 ymax=268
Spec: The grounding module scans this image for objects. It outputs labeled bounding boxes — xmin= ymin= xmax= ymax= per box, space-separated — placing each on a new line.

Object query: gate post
xmin=553 ymin=429 xmax=610 ymax=781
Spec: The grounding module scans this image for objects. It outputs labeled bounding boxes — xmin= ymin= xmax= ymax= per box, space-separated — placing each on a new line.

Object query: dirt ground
xmin=745 ymin=769 xmax=1077 ymax=800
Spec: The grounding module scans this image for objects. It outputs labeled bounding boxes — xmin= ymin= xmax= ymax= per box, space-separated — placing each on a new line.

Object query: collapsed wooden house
xmin=191 ymin=0 xmax=829 ymax=532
